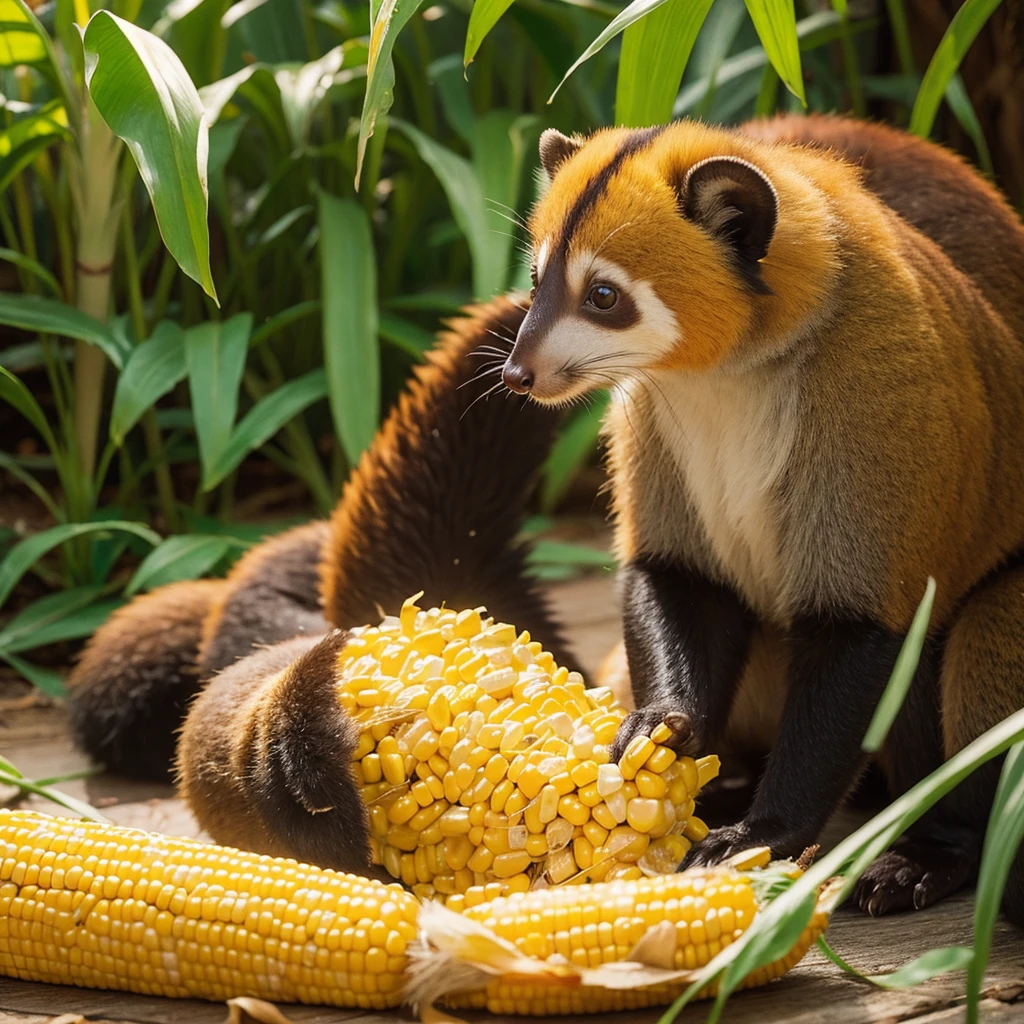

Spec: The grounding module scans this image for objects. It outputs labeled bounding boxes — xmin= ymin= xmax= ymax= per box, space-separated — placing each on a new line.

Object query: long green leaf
xmin=0 ymin=0 xmax=79 ymax=135
xmin=0 ymin=652 xmax=66 ymax=698
xmin=318 ymin=192 xmax=379 ymax=465
xmin=110 ymin=321 xmax=188 ymax=445
xmin=817 ymin=938 xmax=974 ymax=989
xmin=185 ymin=314 xmax=251 ymax=490
xmin=0 ymin=521 xmax=160 ymax=609
xmin=743 ymin=0 xmax=805 ymax=104
xmin=909 ymin=0 xmax=1001 ymax=138
xmin=355 ymin=0 xmax=425 ymax=186
xmin=0 ymin=294 xmax=127 ymax=369
xmin=0 ymin=247 xmax=63 ymax=298
xmin=125 ymin=534 xmax=236 ymax=594
xmin=204 ymin=368 xmax=328 ymax=489
xmin=967 ymin=741 xmax=1024 ymax=1023
xmin=392 ymin=119 xmax=498 ymax=300
xmin=84 ymin=11 xmax=217 ymax=300
xmin=616 ymin=0 xmax=715 ymax=126
xmin=0 ymin=366 xmax=59 ymax=455
xmin=250 ymin=300 xmax=321 ymax=348
xmin=0 ymin=759 xmax=109 ymax=819
xmin=551 ymin=0 xmax=674 ymax=102
xmin=464 ymin=0 xmax=517 ymax=67
xmin=944 ymin=73 xmax=993 ymax=175
xmin=0 ymin=101 xmax=70 ymax=195
xmin=862 ymin=576 xmax=935 ymax=752
xmin=0 ymin=585 xmax=103 ymax=653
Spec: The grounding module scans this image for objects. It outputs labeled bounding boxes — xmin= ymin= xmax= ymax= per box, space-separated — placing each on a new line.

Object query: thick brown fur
xmin=324 ymin=297 xmax=576 ymax=669
xmin=67 ymin=579 xmax=224 ymax=782
xmin=177 ymin=630 xmax=376 ymax=873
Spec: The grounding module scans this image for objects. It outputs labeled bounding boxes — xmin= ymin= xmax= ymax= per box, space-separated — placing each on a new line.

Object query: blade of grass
xmin=615 ymin=0 xmax=715 ymax=126
xmin=743 ymin=0 xmax=805 ymax=104
xmin=966 ymin=741 xmax=1024 ymax=1024
xmin=318 ymin=192 xmax=379 ymax=466
xmin=862 ymin=576 xmax=935 ymax=752
xmin=908 ymin=0 xmax=1001 ymax=138
xmin=0 ymin=763 xmax=110 ymax=821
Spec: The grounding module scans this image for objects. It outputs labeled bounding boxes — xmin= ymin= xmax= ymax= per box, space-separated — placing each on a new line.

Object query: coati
xmin=67 ymin=115 xmax=1024 ymax=922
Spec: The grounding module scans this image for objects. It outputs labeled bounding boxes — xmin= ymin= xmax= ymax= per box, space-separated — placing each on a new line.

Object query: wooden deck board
xmin=2 ymin=574 xmax=1022 ymax=1023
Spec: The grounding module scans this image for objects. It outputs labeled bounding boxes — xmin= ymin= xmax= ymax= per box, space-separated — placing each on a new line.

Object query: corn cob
xmin=0 ymin=809 xmax=419 ymax=1009
xmin=340 ymin=594 xmax=719 ymax=904
xmin=409 ymin=853 xmax=836 ymax=1017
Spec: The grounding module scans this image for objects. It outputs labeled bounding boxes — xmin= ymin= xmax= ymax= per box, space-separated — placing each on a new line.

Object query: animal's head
xmin=502 ymin=122 xmax=837 ymax=404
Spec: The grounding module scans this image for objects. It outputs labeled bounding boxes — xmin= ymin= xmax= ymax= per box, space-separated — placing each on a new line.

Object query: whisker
xmin=461 ymin=379 xmax=506 ymax=417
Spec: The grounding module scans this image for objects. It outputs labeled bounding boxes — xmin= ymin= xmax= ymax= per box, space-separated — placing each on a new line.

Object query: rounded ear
xmin=539 ymin=129 xmax=582 ymax=179
xmin=676 ymin=156 xmax=778 ymax=293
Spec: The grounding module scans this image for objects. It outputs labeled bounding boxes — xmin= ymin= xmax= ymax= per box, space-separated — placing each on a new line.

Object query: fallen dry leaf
xmin=224 ymin=996 xmax=296 ymax=1024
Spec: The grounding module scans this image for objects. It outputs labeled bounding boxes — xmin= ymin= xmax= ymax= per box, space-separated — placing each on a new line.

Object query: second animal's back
xmin=742 ymin=115 xmax=1024 ymax=345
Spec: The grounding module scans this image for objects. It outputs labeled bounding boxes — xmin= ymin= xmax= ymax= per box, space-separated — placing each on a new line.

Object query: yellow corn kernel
xmin=619 ymin=736 xmax=656 ymax=779
xmin=491 ymin=851 xmax=531 ymax=879
xmin=0 ymin=810 xmax=417 ymax=1009
xmin=635 ymin=769 xmax=667 ymax=799
xmin=650 ymin=721 xmax=674 ymax=744
xmin=684 ymin=816 xmax=710 ymax=843
xmin=645 ymin=745 xmax=677 ymax=774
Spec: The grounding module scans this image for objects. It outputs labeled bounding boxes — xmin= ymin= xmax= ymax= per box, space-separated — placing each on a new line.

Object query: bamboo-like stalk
xmin=70 ymin=96 xmax=123 ymax=481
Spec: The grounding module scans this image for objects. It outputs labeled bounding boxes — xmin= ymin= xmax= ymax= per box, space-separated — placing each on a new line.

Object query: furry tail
xmin=323 ymin=292 xmax=579 ymax=669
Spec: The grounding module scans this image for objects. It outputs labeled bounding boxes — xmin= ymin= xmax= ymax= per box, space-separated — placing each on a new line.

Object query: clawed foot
xmin=683 ymin=819 xmax=801 ymax=869
xmin=610 ymin=705 xmax=697 ymax=762
xmin=853 ymin=843 xmax=977 ymax=915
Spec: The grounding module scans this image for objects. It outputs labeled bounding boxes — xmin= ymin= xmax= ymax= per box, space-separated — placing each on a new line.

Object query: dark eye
xmin=589 ymin=284 xmax=618 ymax=310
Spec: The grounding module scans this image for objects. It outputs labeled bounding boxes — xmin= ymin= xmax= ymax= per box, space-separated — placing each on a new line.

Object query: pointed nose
xmin=502 ymin=361 xmax=534 ymax=395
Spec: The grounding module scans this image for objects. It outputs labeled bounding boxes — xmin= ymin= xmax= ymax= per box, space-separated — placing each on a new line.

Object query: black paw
xmin=610 ymin=705 xmax=696 ymax=762
xmin=683 ymin=818 xmax=809 ymax=869
xmin=853 ymin=844 xmax=977 ymax=915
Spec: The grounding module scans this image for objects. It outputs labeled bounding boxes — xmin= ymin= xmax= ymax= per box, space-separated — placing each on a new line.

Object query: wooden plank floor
xmin=2 ymin=573 xmax=1022 ymax=1024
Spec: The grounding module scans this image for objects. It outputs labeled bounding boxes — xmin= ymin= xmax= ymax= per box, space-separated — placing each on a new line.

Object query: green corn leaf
xmin=0 ymin=0 xmax=79 ymax=135
xmin=909 ymin=0 xmax=1002 ymax=139
xmin=392 ymin=119 xmax=499 ymax=300
xmin=464 ymin=0 xmax=518 ymax=68
xmin=944 ymin=73 xmax=993 ymax=176
xmin=743 ymin=0 xmax=805 ymax=104
xmin=473 ymin=111 xmax=538 ymax=295
xmin=84 ymin=11 xmax=217 ymax=300
xmin=0 ymin=247 xmax=63 ymax=298
xmin=967 ymin=741 xmax=1024 ymax=1022
xmin=355 ymin=0 xmax=426 ymax=186
xmin=0 ymin=366 xmax=59 ymax=455
xmin=275 ymin=45 xmax=349 ymax=147
xmin=616 ymin=0 xmax=715 ymax=127
xmin=0 ymin=652 xmax=67 ymax=698
xmin=862 ymin=577 xmax=935 ymax=752
xmin=0 ymin=294 xmax=128 ymax=369
xmin=0 ymin=101 xmax=70 ymax=196
xmin=203 ymin=368 xmax=329 ymax=489
xmin=0 ymin=522 xmax=160 ymax=609
xmin=379 ymin=313 xmax=433 ymax=359
xmin=527 ymin=540 xmax=615 ymax=569
xmin=184 ymin=313 xmax=252 ymax=491
xmin=869 ymin=946 xmax=975 ymax=989
xmin=551 ymin=0 xmax=675 ymax=102
xmin=0 ymin=452 xmax=61 ymax=521
xmin=0 ymin=585 xmax=104 ymax=654
xmin=541 ymin=391 xmax=610 ymax=512
xmin=125 ymin=534 xmax=238 ymax=594
xmin=110 ymin=321 xmax=188 ymax=446
xmin=319 ymin=192 xmax=379 ymax=466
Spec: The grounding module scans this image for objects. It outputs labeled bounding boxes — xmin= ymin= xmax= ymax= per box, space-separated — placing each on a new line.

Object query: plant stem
xmin=71 ymin=97 xmax=123 ymax=482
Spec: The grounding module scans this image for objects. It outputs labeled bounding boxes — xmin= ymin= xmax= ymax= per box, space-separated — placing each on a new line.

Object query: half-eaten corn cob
xmin=340 ymin=594 xmax=719 ymax=904
xmin=0 ymin=809 xmax=419 ymax=1009
xmin=409 ymin=850 xmax=837 ymax=1017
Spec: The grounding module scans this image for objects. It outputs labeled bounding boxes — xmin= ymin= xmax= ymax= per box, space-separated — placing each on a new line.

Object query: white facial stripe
xmin=535 ymin=239 xmax=551 ymax=282
xmin=566 ymin=251 xmax=679 ymax=353
xmin=519 ymin=254 xmax=681 ymax=404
